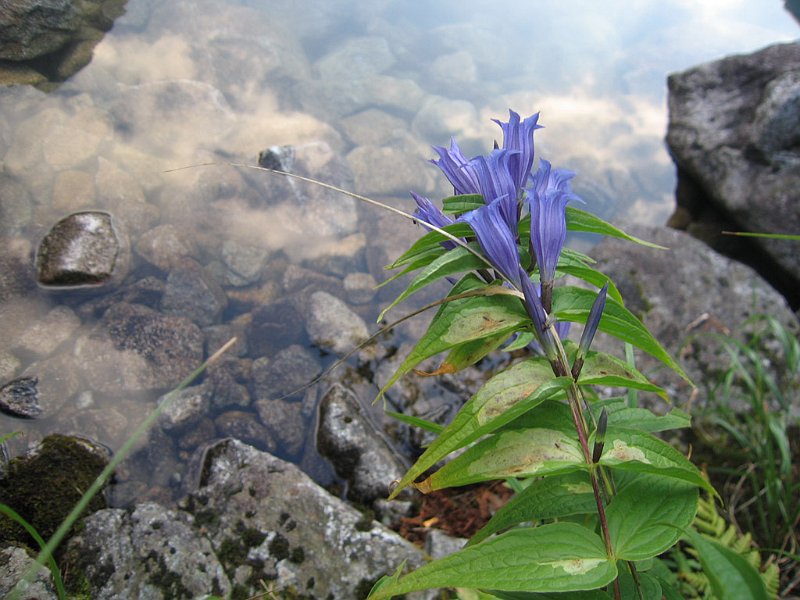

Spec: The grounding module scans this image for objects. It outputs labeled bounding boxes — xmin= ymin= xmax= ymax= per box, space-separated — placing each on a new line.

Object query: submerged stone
xmin=35 ymin=211 xmax=129 ymax=288
xmin=0 ymin=375 xmax=40 ymax=418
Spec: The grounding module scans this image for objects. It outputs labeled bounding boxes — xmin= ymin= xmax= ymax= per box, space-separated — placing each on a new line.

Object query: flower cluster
xmin=411 ymin=109 xmax=605 ymax=365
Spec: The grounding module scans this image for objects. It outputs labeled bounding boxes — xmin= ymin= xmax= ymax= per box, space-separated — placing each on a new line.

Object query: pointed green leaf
xmin=566 ymin=207 xmax=667 ymax=249
xmin=436 ymin=331 xmax=512 ymax=374
xmin=502 ymin=331 xmax=535 ymax=352
xmin=590 ymin=400 xmax=691 ymax=433
xmin=683 ymin=530 xmax=770 ymax=600
xmin=617 ymin=571 xmax=662 ymax=600
xmin=390 ymin=359 xmax=570 ymax=498
xmin=442 ymin=193 xmax=485 ymax=214
xmin=552 ymin=286 xmax=691 ymax=384
xmin=469 ymin=472 xmax=596 ymax=546
xmin=367 ymin=523 xmax=617 ymax=599
xmin=416 ymin=427 xmax=583 ymax=493
xmin=607 ymin=473 xmax=698 ymax=561
xmin=385 ymin=410 xmax=443 ymax=434
xmin=378 ymin=276 xmax=529 ymax=399
xmin=598 ymin=428 xmax=715 ymax=495
xmin=556 ymin=264 xmax=623 ymax=305
xmin=489 ymin=591 xmax=612 ymax=599
xmin=379 ymin=244 xmax=487 ymax=321
xmin=578 ymin=351 xmax=667 ymax=400
xmin=387 ymin=222 xmax=474 ymax=269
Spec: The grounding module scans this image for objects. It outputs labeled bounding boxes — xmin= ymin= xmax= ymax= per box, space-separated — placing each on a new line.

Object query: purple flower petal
xmin=463 ymin=202 xmax=521 ymax=286
xmin=470 ymin=149 xmax=519 ymax=231
xmin=430 ymin=138 xmax=480 ymax=195
xmin=493 ymin=110 xmax=542 ymax=193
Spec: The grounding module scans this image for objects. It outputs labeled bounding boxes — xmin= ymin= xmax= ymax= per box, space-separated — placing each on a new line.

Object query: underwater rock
xmin=214 ymin=410 xmax=276 ymax=453
xmin=304 ymin=290 xmax=369 ymax=356
xmin=250 ymin=344 xmax=321 ymax=400
xmin=666 ymin=41 xmax=800 ymax=309
xmin=0 ymin=545 xmax=57 ymax=600
xmin=160 ymin=258 xmax=228 ymax=327
xmin=343 ymin=271 xmax=378 ymax=305
xmin=0 ymin=375 xmax=40 ymax=418
xmin=316 ymin=383 xmax=409 ymax=505
xmin=35 ymin=211 xmax=129 ymax=288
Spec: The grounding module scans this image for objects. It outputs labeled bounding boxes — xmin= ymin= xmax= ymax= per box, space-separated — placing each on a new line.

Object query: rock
xmin=214 ymin=410 xmax=276 ymax=452
xmin=12 ymin=305 xmax=80 ymax=359
xmin=161 ymin=258 xmax=228 ymax=327
xmin=315 ymin=36 xmax=396 ymax=81
xmin=666 ymin=42 xmax=800 ymax=309
xmin=339 ymin=108 xmax=408 ymax=147
xmin=347 ymin=137 xmax=438 ymax=197
xmin=0 ymin=238 xmax=35 ymax=301
xmin=590 ymin=224 xmax=800 ymax=411
xmin=135 ymin=224 xmax=196 ymax=272
xmin=248 ymin=296 xmax=306 ymax=357
xmin=35 ymin=211 xmax=129 ymax=288
xmin=180 ymin=438 xmax=426 ymax=599
xmin=254 ymin=395 xmax=307 ymax=457
xmin=0 ymin=376 xmax=40 ymax=419
xmin=220 ymin=240 xmax=269 ymax=286
xmin=21 ymin=352 xmax=82 ymax=416
xmin=157 ymin=383 xmax=210 ymax=434
xmin=0 ymin=350 xmax=21 ymax=381
xmin=305 ymin=290 xmax=370 ymax=355
xmin=0 ymin=545 xmax=57 ymax=600
xmin=206 ymin=360 xmax=251 ymax=410
xmin=344 ymin=271 xmax=378 ymax=305
xmin=51 ymin=169 xmax=94 ymax=212
xmin=251 ymin=344 xmax=321 ymax=400
xmin=0 ymin=173 xmax=33 ymax=235
xmin=316 ymin=383 xmax=409 ymax=504
xmin=0 ymin=434 xmax=108 ymax=544
xmin=75 ymin=303 xmax=204 ymax=392
xmin=63 ymin=503 xmax=231 ymax=600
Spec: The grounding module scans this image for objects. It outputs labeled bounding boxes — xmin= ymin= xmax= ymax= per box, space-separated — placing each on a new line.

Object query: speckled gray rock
xmin=161 ymin=258 xmax=228 ymax=327
xmin=35 ymin=211 xmax=129 ymax=288
xmin=590 ymin=224 xmax=800 ymax=411
xmin=251 ymin=344 xmax=321 ymax=400
xmin=157 ymin=383 xmax=210 ymax=434
xmin=666 ymin=42 xmax=800 ymax=308
xmin=74 ymin=302 xmax=204 ymax=392
xmin=254 ymin=395 xmax=307 ymax=456
xmin=214 ymin=410 xmax=276 ymax=452
xmin=135 ymin=223 xmax=196 ymax=272
xmin=180 ymin=438 xmax=426 ymax=599
xmin=0 ymin=545 xmax=57 ymax=600
xmin=0 ymin=375 xmax=40 ymax=418
xmin=64 ymin=502 xmax=231 ymax=600
xmin=12 ymin=305 xmax=80 ymax=359
xmin=317 ymin=383 xmax=409 ymax=504
xmin=305 ymin=290 xmax=369 ymax=355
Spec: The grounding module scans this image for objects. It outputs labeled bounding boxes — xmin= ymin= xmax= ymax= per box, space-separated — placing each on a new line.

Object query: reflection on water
xmin=0 ymin=0 xmax=796 ymax=504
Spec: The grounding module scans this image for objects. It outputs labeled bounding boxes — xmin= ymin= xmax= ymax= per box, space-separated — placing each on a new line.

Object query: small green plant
xmin=693 ymin=314 xmax=800 ymax=595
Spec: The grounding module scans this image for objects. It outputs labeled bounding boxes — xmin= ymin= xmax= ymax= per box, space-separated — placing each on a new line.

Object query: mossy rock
xmin=0 ymin=434 xmax=109 ymax=548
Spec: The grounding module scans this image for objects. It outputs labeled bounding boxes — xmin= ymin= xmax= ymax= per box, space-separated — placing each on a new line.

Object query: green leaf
xmin=366 ymin=523 xmax=617 ymax=599
xmin=415 ymin=427 xmax=583 ymax=493
xmin=552 ymin=286 xmax=691 ymax=384
xmin=683 ymin=530 xmax=770 ymax=600
xmin=389 ymin=358 xmax=570 ymax=498
xmin=489 ymin=591 xmax=612 ymax=599
xmin=379 ymin=244 xmax=488 ymax=321
xmin=598 ymin=428 xmax=715 ymax=495
xmin=617 ymin=570 xmax=662 ymax=600
xmin=555 ymin=264 xmax=623 ymax=305
xmin=566 ymin=207 xmax=667 ymax=249
xmin=468 ymin=472 xmax=596 ymax=546
xmin=377 ymin=275 xmax=529 ymax=399
xmin=384 ymin=410 xmax=443 ymax=434
xmin=443 ymin=194 xmax=485 ymax=214
xmin=590 ymin=400 xmax=691 ymax=433
xmin=387 ymin=222 xmax=474 ymax=269
xmin=607 ymin=473 xmax=698 ymax=561
xmin=578 ymin=350 xmax=667 ymax=400
xmin=435 ymin=331 xmax=512 ymax=374
xmin=502 ymin=331 xmax=536 ymax=352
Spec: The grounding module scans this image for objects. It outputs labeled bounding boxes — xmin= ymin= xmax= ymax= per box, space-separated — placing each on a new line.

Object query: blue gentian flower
xmin=493 ymin=110 xmax=542 ymax=195
xmin=430 ymin=138 xmax=480 ymax=195
xmin=469 ymin=148 xmax=519 ymax=231
xmin=572 ymin=282 xmax=608 ymax=379
xmin=527 ymin=159 xmax=581 ymax=309
xmin=410 ymin=191 xmax=457 ymax=250
xmin=462 ymin=201 xmax=521 ymax=287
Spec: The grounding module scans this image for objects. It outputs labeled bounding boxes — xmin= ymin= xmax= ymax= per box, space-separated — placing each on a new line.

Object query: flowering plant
xmin=366 ymin=111 xmax=769 ymax=599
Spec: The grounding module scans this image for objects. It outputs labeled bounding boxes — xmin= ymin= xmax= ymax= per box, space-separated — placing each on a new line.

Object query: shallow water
xmin=0 ymin=0 xmax=796 ymax=503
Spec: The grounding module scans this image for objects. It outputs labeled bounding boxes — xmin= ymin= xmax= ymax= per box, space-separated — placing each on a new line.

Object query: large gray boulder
xmin=66 ymin=440 xmax=427 ymax=599
xmin=666 ymin=42 xmax=800 ymax=309
xmin=589 ymin=224 xmax=800 ymax=412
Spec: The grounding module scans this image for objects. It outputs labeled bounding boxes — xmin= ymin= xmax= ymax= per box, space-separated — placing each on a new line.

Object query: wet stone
xmin=343 ymin=271 xmax=378 ymax=305
xmin=220 ymin=239 xmax=269 ymax=286
xmin=158 ymin=383 xmax=211 ymax=434
xmin=251 ymin=344 xmax=321 ymax=400
xmin=215 ymin=410 xmax=276 ymax=452
xmin=254 ymin=396 xmax=306 ymax=456
xmin=206 ymin=362 xmax=251 ymax=410
xmin=0 ymin=376 xmax=41 ymax=419
xmin=161 ymin=258 xmax=228 ymax=327
xmin=304 ymin=290 xmax=369 ymax=356
xmin=35 ymin=211 xmax=128 ymax=288
xmin=0 ymin=351 xmax=21 ymax=381
xmin=21 ymin=352 xmax=82 ymax=416
xmin=12 ymin=305 xmax=80 ymax=359
xmin=0 ymin=545 xmax=57 ymax=600
xmin=135 ymin=223 xmax=196 ymax=272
